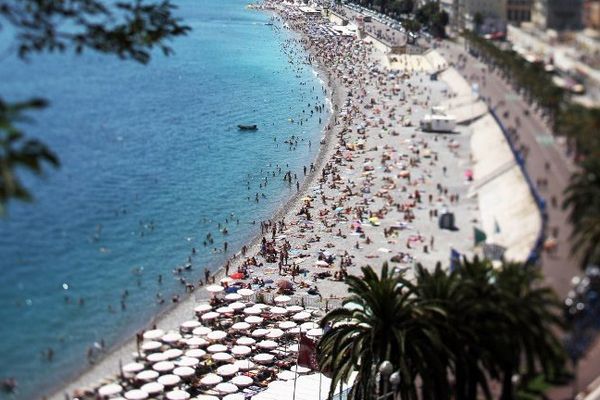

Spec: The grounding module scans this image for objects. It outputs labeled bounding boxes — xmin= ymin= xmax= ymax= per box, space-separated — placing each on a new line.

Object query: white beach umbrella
xmin=243 ymin=307 xmax=261 ymax=315
xmin=122 ymin=362 xmax=144 ymax=374
xmin=230 ymin=375 xmax=253 ymax=388
xmin=215 ymin=382 xmax=238 ymax=395
xmin=287 ymin=327 xmax=301 ymax=335
xmin=254 ymin=303 xmax=269 ymax=309
xmin=269 ymin=306 xmax=288 ymax=315
xmin=216 ymin=364 xmax=239 ymax=377
xmin=223 ymin=394 xmax=245 ymax=400
xmin=293 ymin=311 xmax=311 ymax=321
xmin=276 ymin=370 xmax=296 ymax=381
xmin=207 ymin=330 xmax=227 ymax=341
xmin=143 ymin=329 xmax=165 ymax=340
xmin=163 ymin=348 xmax=183 ymax=359
xmin=201 ymin=311 xmax=220 ymax=321
xmin=286 ymin=305 xmax=303 ymax=313
xmin=253 ymin=353 xmax=275 ymax=364
xmin=274 ymin=295 xmax=291 ymax=304
xmin=180 ymin=320 xmax=201 ymax=331
xmin=220 ymin=277 xmax=233 ymax=284
xmin=194 ymin=304 xmax=212 ymax=314
xmin=166 ymin=389 xmax=190 ymax=400
xmin=192 ymin=326 xmax=212 ymax=336
xmin=251 ymin=328 xmax=269 ymax=338
xmin=135 ymin=370 xmax=159 ymax=382
xmin=146 ymin=352 xmax=168 ymax=363
xmin=185 ymin=336 xmax=208 ymax=348
xmin=236 ymin=336 xmax=256 ymax=346
xmin=288 ymin=344 xmax=299 ymax=352
xmin=206 ymin=285 xmax=224 ymax=293
xmin=244 ymin=316 xmax=263 ymax=325
xmin=237 ymin=288 xmax=254 ymax=297
xmin=300 ymin=322 xmax=319 ymax=331
xmin=231 ymin=345 xmax=251 ymax=357
xmin=162 ymin=332 xmax=182 ymax=343
xmin=124 ymin=389 xmax=148 ymax=400
xmin=229 ymin=302 xmax=246 ymax=311
xmin=290 ymin=365 xmax=311 ymax=374
xmin=216 ymin=306 xmax=234 ymax=314
xmin=141 ymin=341 xmax=162 ymax=352
xmin=212 ymin=352 xmax=233 ymax=362
xmin=140 ymin=382 xmax=163 ymax=395
xmin=98 ymin=383 xmax=122 ymax=397
xmin=195 ymin=395 xmax=219 ymax=400
xmin=152 ymin=361 xmax=175 ymax=373
xmin=207 ymin=344 xmax=227 ymax=353
xmin=157 ymin=374 xmax=181 ymax=387
xmin=257 ymin=340 xmax=278 ymax=350
xmin=176 ymin=357 xmax=199 ymax=367
xmin=185 ymin=348 xmax=206 ymax=358
xmin=200 ymin=373 xmax=223 ymax=386
xmin=231 ymin=321 xmax=251 ymax=331
xmin=266 ymin=329 xmax=284 ymax=339
xmin=225 ymin=293 xmax=242 ymax=302
xmin=278 ymin=321 xmax=297 ymax=330
xmin=233 ymin=359 xmax=255 ymax=371
xmin=307 ymin=328 xmax=324 ymax=338
xmin=173 ymin=366 xmax=195 ymax=378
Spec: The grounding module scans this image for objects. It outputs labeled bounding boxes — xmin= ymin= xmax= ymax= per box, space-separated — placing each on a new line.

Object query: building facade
xmin=584 ymin=0 xmax=600 ymax=30
xmin=532 ymin=0 xmax=584 ymax=30
xmin=506 ymin=0 xmax=532 ymax=23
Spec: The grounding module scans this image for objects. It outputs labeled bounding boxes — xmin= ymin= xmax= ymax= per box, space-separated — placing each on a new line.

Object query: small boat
xmin=238 ymin=124 xmax=258 ymax=131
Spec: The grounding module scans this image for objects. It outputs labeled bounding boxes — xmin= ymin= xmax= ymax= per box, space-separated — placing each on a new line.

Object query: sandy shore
xmin=50 ymin=3 xmax=489 ymax=399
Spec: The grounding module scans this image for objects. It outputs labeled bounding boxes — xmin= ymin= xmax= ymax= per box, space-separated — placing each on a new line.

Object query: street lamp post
xmin=376 ymin=361 xmax=400 ymax=400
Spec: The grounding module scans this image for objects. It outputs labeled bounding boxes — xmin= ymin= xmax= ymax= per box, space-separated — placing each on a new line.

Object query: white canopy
xmin=135 ymin=370 xmax=159 ymax=381
xmin=278 ymin=321 xmax=297 ymax=330
xmin=194 ymin=304 xmax=212 ymax=314
xmin=185 ymin=336 xmax=208 ymax=348
xmin=216 ymin=364 xmax=239 ymax=377
xmin=157 ymin=374 xmax=181 ymax=387
xmin=200 ymin=373 xmax=223 ymax=386
xmin=231 ymin=375 xmax=253 ymax=387
xmin=251 ymin=328 xmax=269 ymax=338
xmin=293 ymin=312 xmax=311 ymax=321
xmin=143 ymin=329 xmax=165 ymax=340
xmin=166 ymin=389 xmax=190 ymax=400
xmin=223 ymin=394 xmax=245 ymax=400
xmin=225 ymin=293 xmax=242 ymax=301
xmin=162 ymin=332 xmax=182 ymax=343
xmin=229 ymin=302 xmax=246 ymax=311
xmin=286 ymin=305 xmax=304 ymax=313
xmin=140 ymin=382 xmax=164 ymax=395
xmin=152 ymin=361 xmax=175 ymax=372
xmin=253 ymin=353 xmax=275 ymax=364
xmin=124 ymin=389 xmax=148 ymax=400
xmin=206 ymin=285 xmax=224 ymax=293
xmin=274 ymin=295 xmax=291 ymax=304
xmin=207 ymin=344 xmax=227 ymax=353
xmin=146 ymin=352 xmax=168 ymax=363
xmin=98 ymin=383 xmax=122 ymax=397
xmin=244 ymin=316 xmax=263 ymax=325
xmin=185 ymin=348 xmax=206 ymax=358
xmin=269 ymin=306 xmax=288 ymax=315
xmin=257 ymin=340 xmax=278 ymax=350
xmin=231 ymin=322 xmax=251 ymax=331
xmin=216 ymin=306 xmax=234 ymax=314
xmin=234 ymin=359 xmax=255 ymax=371
xmin=163 ymin=349 xmax=183 ymax=359
xmin=141 ymin=341 xmax=162 ymax=351
xmin=231 ymin=345 xmax=251 ymax=356
xmin=236 ymin=336 xmax=256 ymax=346
xmin=173 ymin=366 xmax=195 ymax=378
xmin=212 ymin=352 xmax=233 ymax=362
xmin=201 ymin=311 xmax=220 ymax=321
xmin=122 ymin=362 xmax=144 ymax=374
xmin=180 ymin=320 xmax=201 ymax=331
xmin=207 ymin=330 xmax=227 ymax=341
xmin=266 ymin=329 xmax=284 ymax=339
xmin=192 ymin=326 xmax=212 ymax=336
xmin=215 ymin=382 xmax=238 ymax=394
xmin=176 ymin=356 xmax=199 ymax=367
xmin=237 ymin=288 xmax=254 ymax=297
xmin=243 ymin=307 xmax=261 ymax=315
xmin=300 ymin=322 xmax=319 ymax=331
xmin=307 ymin=328 xmax=324 ymax=338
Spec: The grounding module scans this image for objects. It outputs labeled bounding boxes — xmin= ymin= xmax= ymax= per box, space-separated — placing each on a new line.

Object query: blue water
xmin=0 ymin=1 xmax=327 ymax=398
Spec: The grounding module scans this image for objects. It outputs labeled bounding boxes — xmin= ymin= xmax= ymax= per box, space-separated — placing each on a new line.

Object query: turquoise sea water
xmin=0 ymin=1 xmax=327 ymax=398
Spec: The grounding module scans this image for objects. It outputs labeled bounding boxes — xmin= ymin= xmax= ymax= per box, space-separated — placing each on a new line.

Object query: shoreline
xmin=47 ymin=9 xmax=345 ymax=400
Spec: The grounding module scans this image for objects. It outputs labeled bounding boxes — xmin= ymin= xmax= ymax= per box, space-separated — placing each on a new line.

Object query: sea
xmin=0 ymin=0 xmax=328 ymax=398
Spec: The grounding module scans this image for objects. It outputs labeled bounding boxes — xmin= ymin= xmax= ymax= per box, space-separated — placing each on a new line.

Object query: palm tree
xmin=317 ymin=263 xmax=449 ymax=400
xmin=563 ymin=157 xmax=600 ymax=268
xmin=493 ymin=262 xmax=566 ymax=399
